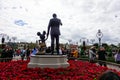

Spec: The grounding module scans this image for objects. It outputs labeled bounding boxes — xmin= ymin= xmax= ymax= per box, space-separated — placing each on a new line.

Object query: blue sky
xmin=0 ymin=0 xmax=120 ymax=46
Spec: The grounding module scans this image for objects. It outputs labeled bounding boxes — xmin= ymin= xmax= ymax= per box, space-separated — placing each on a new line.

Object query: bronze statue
xmin=47 ymin=13 xmax=62 ymax=55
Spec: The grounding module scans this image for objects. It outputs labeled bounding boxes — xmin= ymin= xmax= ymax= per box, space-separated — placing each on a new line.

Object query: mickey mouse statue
xmin=37 ymin=31 xmax=47 ymax=54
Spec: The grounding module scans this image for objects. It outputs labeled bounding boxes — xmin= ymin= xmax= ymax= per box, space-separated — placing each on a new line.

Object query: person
xmin=47 ymin=13 xmax=62 ymax=55
xmin=46 ymin=46 xmax=51 ymax=53
xmin=72 ymin=49 xmax=78 ymax=58
xmin=89 ymin=46 xmax=96 ymax=63
xmin=26 ymin=47 xmax=31 ymax=60
xmin=98 ymin=70 xmax=120 ymax=80
xmin=97 ymin=47 xmax=107 ymax=67
xmin=16 ymin=49 xmax=21 ymax=56
xmin=59 ymin=47 xmax=63 ymax=55
xmin=115 ymin=49 xmax=120 ymax=64
xmin=20 ymin=48 xmax=26 ymax=61
xmin=7 ymin=47 xmax=14 ymax=61
xmin=1 ymin=47 xmax=8 ymax=62
xmin=31 ymin=47 xmax=38 ymax=56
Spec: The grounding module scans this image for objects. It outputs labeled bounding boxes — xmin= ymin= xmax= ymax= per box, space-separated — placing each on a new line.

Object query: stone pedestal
xmin=28 ymin=55 xmax=69 ymax=68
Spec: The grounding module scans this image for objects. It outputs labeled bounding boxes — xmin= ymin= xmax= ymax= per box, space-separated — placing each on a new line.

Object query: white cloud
xmin=0 ymin=0 xmax=120 ymax=45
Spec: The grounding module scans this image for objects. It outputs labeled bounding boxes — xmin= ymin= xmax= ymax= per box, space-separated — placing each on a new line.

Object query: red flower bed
xmin=0 ymin=60 xmax=120 ymax=80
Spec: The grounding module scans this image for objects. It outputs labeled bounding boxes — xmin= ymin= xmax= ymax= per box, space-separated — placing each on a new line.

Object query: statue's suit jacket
xmin=48 ymin=17 xmax=62 ymax=36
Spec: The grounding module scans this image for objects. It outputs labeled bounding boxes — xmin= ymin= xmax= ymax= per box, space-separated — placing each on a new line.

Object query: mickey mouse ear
xmin=37 ymin=32 xmax=41 ymax=36
xmin=43 ymin=31 xmax=46 ymax=34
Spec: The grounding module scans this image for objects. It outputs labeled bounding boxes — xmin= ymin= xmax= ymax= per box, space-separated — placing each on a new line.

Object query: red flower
xmin=0 ymin=60 xmax=119 ymax=80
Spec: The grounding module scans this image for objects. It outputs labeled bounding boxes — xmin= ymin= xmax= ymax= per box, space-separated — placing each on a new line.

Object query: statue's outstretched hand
xmin=45 ymin=37 xmax=48 ymax=41
xmin=45 ymin=33 xmax=49 ymax=40
xmin=47 ymin=33 xmax=49 ymax=37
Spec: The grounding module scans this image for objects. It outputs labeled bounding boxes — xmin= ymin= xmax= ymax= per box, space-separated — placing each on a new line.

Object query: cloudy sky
xmin=0 ymin=0 xmax=120 ymax=45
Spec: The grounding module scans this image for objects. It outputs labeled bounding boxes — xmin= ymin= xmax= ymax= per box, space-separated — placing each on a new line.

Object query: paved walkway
xmin=96 ymin=63 xmax=120 ymax=71
xmin=12 ymin=55 xmax=25 ymax=61
xmin=103 ymin=64 xmax=120 ymax=71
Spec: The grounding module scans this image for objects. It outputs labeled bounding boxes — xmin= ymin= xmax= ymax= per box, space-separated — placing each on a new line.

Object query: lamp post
xmin=68 ymin=39 xmax=72 ymax=44
xmin=68 ymin=39 xmax=72 ymax=49
xmin=96 ymin=29 xmax=103 ymax=48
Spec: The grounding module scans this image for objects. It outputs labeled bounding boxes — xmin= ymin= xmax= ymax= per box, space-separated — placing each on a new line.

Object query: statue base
xmin=28 ymin=54 xmax=69 ymax=68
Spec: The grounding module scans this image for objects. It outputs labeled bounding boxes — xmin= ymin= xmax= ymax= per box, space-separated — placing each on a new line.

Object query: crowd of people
xmin=0 ymin=44 xmax=120 ymax=66
xmin=0 ymin=46 xmax=31 ymax=62
xmin=0 ymin=46 xmax=14 ymax=62
xmin=89 ymin=46 xmax=107 ymax=66
xmin=88 ymin=46 xmax=120 ymax=67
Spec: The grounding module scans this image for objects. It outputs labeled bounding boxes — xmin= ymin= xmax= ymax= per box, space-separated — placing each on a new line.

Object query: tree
xmin=93 ymin=43 xmax=98 ymax=48
xmin=118 ymin=43 xmax=120 ymax=48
